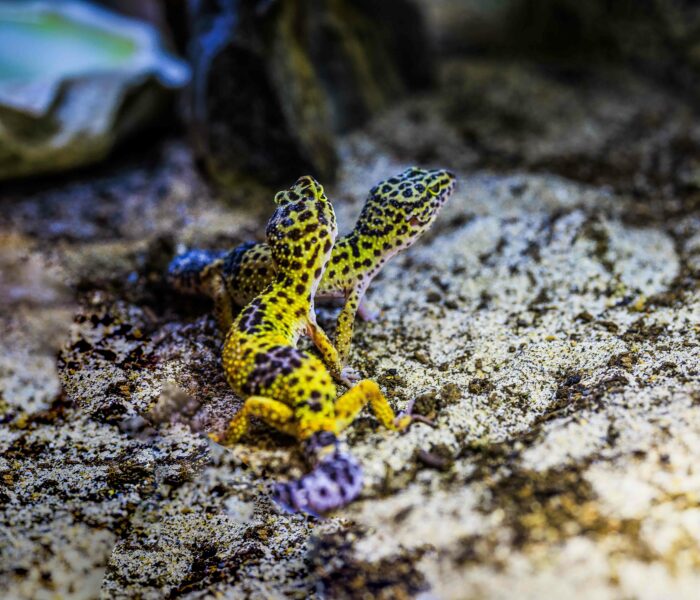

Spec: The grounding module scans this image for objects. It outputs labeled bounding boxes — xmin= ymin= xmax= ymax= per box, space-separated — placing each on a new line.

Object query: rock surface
xmin=1 ymin=59 xmax=699 ymax=599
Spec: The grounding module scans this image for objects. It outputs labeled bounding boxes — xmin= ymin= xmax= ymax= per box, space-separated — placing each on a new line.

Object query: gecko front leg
xmin=307 ymin=319 xmax=360 ymax=385
xmin=209 ymin=396 xmax=297 ymax=445
xmin=335 ymin=284 xmax=369 ymax=366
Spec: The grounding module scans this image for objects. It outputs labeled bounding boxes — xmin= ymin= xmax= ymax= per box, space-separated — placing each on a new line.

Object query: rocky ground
xmin=1 ymin=59 xmax=700 ymax=599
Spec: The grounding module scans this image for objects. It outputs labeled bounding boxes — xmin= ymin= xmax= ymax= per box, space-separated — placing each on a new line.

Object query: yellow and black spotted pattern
xmin=201 ymin=174 xmax=451 ymax=514
xmin=214 ymin=176 xmax=340 ymax=442
xmin=210 ymin=176 xmax=415 ymax=449
xmin=169 ymin=167 xmax=456 ymax=363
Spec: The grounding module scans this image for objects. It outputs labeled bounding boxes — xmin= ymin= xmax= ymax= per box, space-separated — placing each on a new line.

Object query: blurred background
xmin=3 ymin=0 xmax=700 ymax=206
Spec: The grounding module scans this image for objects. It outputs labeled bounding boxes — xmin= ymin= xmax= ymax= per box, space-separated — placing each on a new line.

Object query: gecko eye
xmin=428 ymin=183 xmax=441 ymax=196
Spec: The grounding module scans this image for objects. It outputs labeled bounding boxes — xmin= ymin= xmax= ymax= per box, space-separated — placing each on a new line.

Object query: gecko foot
xmin=393 ymin=396 xmax=436 ymax=431
xmin=357 ymin=301 xmax=379 ymax=322
xmin=207 ymin=431 xmax=223 ymax=445
xmin=207 ymin=429 xmax=240 ymax=447
xmin=339 ymin=366 xmax=362 ymax=386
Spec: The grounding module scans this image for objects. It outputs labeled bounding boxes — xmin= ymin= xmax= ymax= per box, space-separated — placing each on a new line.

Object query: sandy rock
xmin=2 ymin=58 xmax=700 ymax=598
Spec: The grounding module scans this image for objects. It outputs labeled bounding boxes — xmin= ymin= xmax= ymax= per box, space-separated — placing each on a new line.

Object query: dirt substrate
xmin=1 ymin=60 xmax=700 ymax=599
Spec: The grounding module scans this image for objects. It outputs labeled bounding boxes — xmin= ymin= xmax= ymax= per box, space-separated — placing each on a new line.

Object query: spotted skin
xmin=209 ymin=177 xmax=417 ymax=515
xmin=167 ymin=248 xmax=228 ymax=295
xmin=169 ymin=167 xmax=456 ymax=363
xmin=273 ymin=438 xmax=363 ymax=516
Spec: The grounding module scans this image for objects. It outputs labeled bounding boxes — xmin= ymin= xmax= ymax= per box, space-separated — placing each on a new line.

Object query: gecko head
xmin=358 ymin=167 xmax=456 ymax=251
xmin=267 ymin=176 xmax=338 ymax=279
xmin=274 ymin=175 xmax=328 ymax=206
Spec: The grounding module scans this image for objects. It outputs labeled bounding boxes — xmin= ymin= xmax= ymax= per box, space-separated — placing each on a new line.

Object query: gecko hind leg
xmin=333 ymin=379 xmax=407 ymax=432
xmin=201 ymin=266 xmax=235 ymax=333
xmin=209 ymin=396 xmax=296 ymax=446
xmin=333 ymin=379 xmax=436 ymax=432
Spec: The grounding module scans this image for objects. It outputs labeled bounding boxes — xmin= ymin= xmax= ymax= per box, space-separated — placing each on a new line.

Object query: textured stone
xmin=2 ymin=56 xmax=700 ymax=599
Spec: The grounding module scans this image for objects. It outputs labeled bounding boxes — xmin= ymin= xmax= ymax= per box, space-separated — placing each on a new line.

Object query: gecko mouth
xmin=408 ymin=215 xmax=429 ymax=228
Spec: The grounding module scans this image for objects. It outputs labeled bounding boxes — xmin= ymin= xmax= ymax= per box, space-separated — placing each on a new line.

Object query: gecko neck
xmin=272 ymin=269 xmax=316 ymax=301
xmin=342 ymin=228 xmax=406 ymax=272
